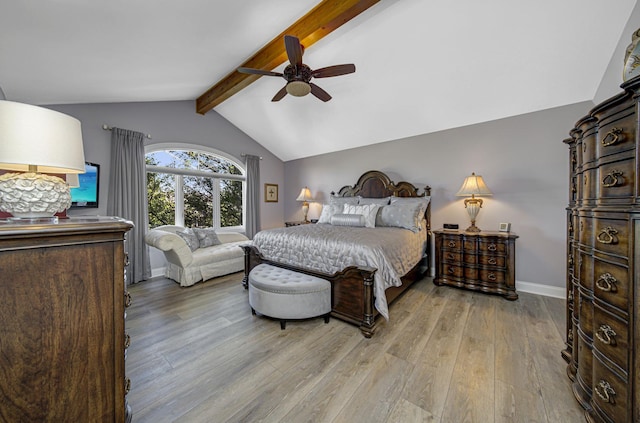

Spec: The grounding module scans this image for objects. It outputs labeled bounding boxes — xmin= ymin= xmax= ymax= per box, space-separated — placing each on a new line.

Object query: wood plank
xmin=125 ymin=275 xmax=587 ymax=422
xmin=195 ymin=0 xmax=380 ymax=114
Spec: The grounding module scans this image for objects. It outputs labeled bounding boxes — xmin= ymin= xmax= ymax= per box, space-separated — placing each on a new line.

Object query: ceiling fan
xmin=237 ymin=35 xmax=355 ymax=102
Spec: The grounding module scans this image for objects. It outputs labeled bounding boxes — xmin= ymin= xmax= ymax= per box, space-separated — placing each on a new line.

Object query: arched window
xmin=145 ymin=145 xmax=245 ymax=230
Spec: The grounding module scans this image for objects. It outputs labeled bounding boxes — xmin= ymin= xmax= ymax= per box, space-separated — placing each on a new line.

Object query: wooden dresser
xmin=0 ymin=217 xmax=133 ymax=422
xmin=562 ymin=75 xmax=640 ymax=422
xmin=433 ymin=230 xmax=518 ymax=300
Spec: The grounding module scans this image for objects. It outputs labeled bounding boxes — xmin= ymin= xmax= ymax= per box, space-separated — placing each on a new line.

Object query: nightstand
xmin=285 ymin=220 xmax=312 ymax=227
xmin=433 ymin=229 xmax=518 ymax=300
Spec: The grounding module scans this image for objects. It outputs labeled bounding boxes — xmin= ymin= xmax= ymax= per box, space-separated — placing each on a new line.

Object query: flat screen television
xmin=70 ymin=162 xmax=100 ymax=208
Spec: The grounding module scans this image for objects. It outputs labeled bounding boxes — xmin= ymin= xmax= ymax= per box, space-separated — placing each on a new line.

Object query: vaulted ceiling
xmin=1 ymin=1 xmax=636 ymax=161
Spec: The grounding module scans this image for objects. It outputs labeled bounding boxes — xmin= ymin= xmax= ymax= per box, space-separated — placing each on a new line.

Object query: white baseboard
xmin=150 ymin=267 xmax=166 ymax=279
xmin=516 ymin=280 xmax=566 ymax=299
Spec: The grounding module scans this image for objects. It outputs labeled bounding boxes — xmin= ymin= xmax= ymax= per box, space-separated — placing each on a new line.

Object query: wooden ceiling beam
xmin=195 ymin=0 xmax=380 ymax=115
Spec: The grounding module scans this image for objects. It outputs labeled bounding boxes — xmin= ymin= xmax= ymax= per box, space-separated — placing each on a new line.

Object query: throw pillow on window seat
xmin=192 ymin=227 xmax=222 ymax=248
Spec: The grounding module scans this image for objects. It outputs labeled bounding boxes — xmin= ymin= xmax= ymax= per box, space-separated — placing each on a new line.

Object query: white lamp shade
xmin=296 ymin=187 xmax=313 ymax=202
xmin=456 ymin=172 xmax=492 ymax=197
xmin=0 ymin=100 xmax=85 ymax=174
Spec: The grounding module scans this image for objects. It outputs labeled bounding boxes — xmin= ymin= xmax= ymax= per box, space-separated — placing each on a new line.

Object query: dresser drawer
xmin=598 ymin=156 xmax=635 ymax=200
xmin=463 ymin=253 xmax=506 ymax=267
xmin=578 ymin=215 xmax=593 ymax=247
xmin=591 ymin=357 xmax=629 ymax=423
xmin=582 ymin=167 xmax=598 ymax=202
xmin=578 ymin=287 xmax=593 ymax=338
xmin=463 ymin=239 xmax=476 ymax=252
xmin=597 ymin=107 xmax=637 ymax=159
xmin=593 ymin=257 xmax=629 ymax=313
xmin=581 ymin=131 xmax=597 ymax=165
xmin=593 ymin=218 xmax=629 ymax=258
xmin=593 ymin=303 xmax=628 ymax=374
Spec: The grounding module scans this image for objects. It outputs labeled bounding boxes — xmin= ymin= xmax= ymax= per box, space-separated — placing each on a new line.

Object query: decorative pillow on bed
xmin=193 ymin=227 xmax=222 ymax=248
xmin=343 ymin=203 xmax=380 ymax=228
xmin=377 ymin=196 xmax=431 ymax=232
xmin=359 ymin=196 xmax=391 ymax=206
xmin=177 ymin=228 xmax=200 ymax=251
xmin=329 ymin=195 xmax=360 ymax=207
xmin=330 ymin=213 xmax=366 ymax=227
xmin=317 ymin=203 xmax=342 ymax=224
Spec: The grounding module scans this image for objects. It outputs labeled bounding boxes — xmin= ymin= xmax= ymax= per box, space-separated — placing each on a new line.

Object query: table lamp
xmin=456 ymin=172 xmax=492 ymax=232
xmin=296 ymin=186 xmax=313 ymax=222
xmin=0 ymin=101 xmax=85 ymax=219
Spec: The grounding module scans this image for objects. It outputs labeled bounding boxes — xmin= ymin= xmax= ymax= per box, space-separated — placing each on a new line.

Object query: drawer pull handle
xmin=448 ymin=241 xmax=456 ymax=248
xmin=124 ymin=291 xmax=132 ymax=308
xmin=124 ymin=333 xmax=131 ymax=349
xmin=601 ymin=127 xmax=623 ymax=147
xmin=595 ymin=273 xmax=617 ymax=292
xmin=601 ymin=170 xmax=623 ymax=188
xmin=125 ymin=377 xmax=131 ymax=395
xmin=488 ymin=258 xmax=497 ymax=265
xmin=448 ymin=267 xmax=455 ymax=274
xmin=487 ymin=272 xmax=497 ymax=281
xmin=595 ymin=324 xmax=617 ymax=346
xmin=594 ymin=380 xmax=616 ymax=404
xmin=488 ymin=243 xmax=497 ymax=252
xmin=596 ymin=227 xmax=618 ymax=245
xmin=446 ymin=253 xmax=455 ymax=260
xmin=124 ymin=252 xmax=130 ymax=267
xmin=583 ymin=143 xmax=587 ymax=153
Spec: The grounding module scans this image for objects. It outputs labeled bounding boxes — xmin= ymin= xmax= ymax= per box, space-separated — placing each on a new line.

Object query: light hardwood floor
xmin=126 ymin=273 xmax=585 ymax=423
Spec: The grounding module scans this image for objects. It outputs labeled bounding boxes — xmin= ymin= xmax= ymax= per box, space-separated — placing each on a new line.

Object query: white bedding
xmin=251 ymin=223 xmax=427 ymax=320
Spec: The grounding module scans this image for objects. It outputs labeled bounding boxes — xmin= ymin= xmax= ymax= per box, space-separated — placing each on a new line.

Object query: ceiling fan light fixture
xmin=286 ymin=81 xmax=311 ymax=97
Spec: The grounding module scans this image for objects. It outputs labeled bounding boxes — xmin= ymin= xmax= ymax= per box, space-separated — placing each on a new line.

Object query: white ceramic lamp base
xmin=0 ymin=172 xmax=72 ymax=218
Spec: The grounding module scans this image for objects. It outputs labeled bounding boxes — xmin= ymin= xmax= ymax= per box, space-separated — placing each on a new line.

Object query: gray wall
xmin=48 ymin=101 xmax=285 ymax=272
xmin=49 ymin=100 xmax=285 ymax=230
xmin=283 ymin=102 xmax=593 ymax=289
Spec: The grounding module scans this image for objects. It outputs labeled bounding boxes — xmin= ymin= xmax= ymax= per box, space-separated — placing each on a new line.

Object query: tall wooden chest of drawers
xmin=433 ymin=230 xmax=518 ymax=300
xmin=562 ymin=75 xmax=640 ymax=422
xmin=0 ymin=217 xmax=133 ymax=422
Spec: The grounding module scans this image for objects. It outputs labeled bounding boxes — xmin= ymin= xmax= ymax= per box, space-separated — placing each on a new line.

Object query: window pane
xmin=184 ymin=176 xmax=213 ymax=228
xmin=147 ymin=171 xmax=175 ymax=229
xmin=220 ymin=179 xmax=242 ymax=227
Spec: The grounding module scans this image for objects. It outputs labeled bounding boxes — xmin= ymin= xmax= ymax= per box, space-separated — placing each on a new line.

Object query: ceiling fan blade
xmin=271 ymin=85 xmax=288 ymax=102
xmin=309 ymin=83 xmax=332 ymax=102
xmin=284 ymin=35 xmax=303 ymax=67
xmin=311 ymin=64 xmax=356 ymax=78
xmin=237 ymin=67 xmax=283 ymax=77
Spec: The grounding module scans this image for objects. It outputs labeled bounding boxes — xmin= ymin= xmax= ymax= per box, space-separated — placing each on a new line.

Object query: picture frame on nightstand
xmin=499 ymin=222 xmax=511 ymax=232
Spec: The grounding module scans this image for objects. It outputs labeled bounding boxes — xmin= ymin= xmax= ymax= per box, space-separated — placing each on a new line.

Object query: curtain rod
xmin=241 ymin=153 xmax=263 ymax=160
xmin=102 ymin=124 xmax=152 ymax=139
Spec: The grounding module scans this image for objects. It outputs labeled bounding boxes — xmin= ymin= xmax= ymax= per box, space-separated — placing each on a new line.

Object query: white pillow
xmin=343 ymin=203 xmax=380 ymax=228
xmin=318 ymin=203 xmax=342 ymax=224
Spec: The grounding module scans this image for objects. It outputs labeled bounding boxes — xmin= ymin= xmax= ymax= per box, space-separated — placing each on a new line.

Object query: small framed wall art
xmin=264 ymin=183 xmax=278 ymax=202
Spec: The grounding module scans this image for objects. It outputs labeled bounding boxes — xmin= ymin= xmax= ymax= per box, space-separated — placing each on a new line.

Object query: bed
xmin=241 ymin=170 xmax=431 ymax=337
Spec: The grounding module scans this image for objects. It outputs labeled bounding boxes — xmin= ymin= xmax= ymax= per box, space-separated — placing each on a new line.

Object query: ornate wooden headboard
xmin=331 ymin=170 xmax=431 ymax=231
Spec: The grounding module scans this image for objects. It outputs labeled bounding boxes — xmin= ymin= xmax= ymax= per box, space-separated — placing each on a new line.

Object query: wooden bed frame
xmin=241 ymin=170 xmax=431 ymax=338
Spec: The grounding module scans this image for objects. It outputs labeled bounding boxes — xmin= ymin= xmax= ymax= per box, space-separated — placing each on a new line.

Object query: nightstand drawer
xmin=478 ymin=239 xmax=506 ymax=254
xmin=480 ymin=268 xmax=505 ymax=284
xmin=443 ymin=264 xmax=463 ymax=278
xmin=441 ymin=236 xmax=462 ymax=250
xmin=443 ymin=251 xmax=461 ymax=262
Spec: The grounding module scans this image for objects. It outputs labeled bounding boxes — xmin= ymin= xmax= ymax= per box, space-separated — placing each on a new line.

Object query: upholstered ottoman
xmin=248 ymin=263 xmax=331 ymax=329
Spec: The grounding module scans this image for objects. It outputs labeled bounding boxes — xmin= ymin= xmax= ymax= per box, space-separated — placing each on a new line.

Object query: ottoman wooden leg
xmin=324 ymin=313 xmax=330 ymax=324
xmin=280 ymin=320 xmax=286 ymax=330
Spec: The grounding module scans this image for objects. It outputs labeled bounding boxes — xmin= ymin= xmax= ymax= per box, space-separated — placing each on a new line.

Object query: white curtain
xmin=244 ymin=154 xmax=261 ymax=239
xmin=107 ymin=127 xmax=151 ymax=284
